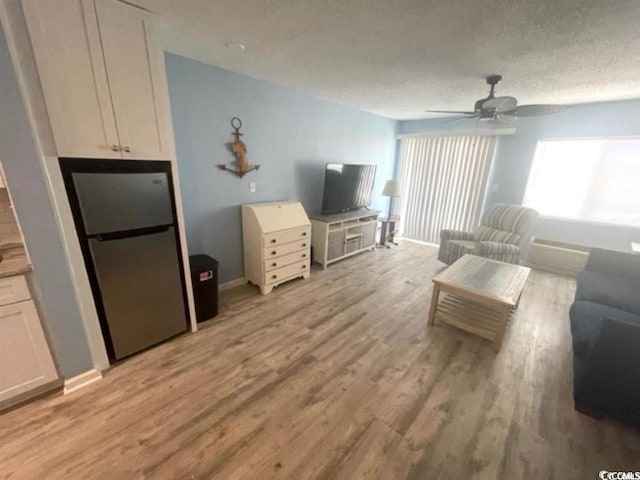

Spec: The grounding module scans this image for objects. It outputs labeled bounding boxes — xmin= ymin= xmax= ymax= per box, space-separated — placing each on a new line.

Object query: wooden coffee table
xmin=428 ymin=254 xmax=530 ymax=352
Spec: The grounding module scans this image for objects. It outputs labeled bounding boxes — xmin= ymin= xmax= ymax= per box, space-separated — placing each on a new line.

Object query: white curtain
xmin=397 ymin=135 xmax=496 ymax=244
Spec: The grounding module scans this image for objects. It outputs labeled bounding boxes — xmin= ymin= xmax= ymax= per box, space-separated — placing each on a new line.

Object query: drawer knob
xmin=271 ymin=251 xmax=277 ymax=255
xmin=111 ymin=145 xmax=120 ymax=152
xmin=272 ymin=274 xmax=277 ymax=279
xmin=270 ymin=239 xmax=277 ymax=244
xmin=302 ymin=243 xmax=307 ymax=247
xmin=271 ymin=262 xmax=277 ymax=267
xmin=302 ymin=253 xmax=306 ymax=258
xmin=301 ymin=265 xmax=306 ymax=269
xmin=302 ymin=232 xmax=308 ymax=236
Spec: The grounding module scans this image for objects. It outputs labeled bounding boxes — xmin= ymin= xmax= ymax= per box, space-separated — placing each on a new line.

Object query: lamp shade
xmin=382 ymin=179 xmax=401 ymax=197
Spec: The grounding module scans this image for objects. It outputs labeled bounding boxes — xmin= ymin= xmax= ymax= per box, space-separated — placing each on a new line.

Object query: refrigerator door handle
xmin=92 ymin=224 xmax=173 ymax=242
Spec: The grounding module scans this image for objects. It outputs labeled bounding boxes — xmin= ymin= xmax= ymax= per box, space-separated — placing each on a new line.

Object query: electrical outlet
xmin=249 ymin=181 xmax=256 ymax=193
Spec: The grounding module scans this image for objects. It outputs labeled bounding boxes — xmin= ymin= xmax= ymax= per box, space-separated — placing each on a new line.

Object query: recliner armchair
xmin=437 ymin=203 xmax=539 ymax=265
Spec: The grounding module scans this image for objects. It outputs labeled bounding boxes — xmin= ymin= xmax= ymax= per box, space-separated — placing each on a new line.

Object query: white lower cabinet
xmin=0 ymin=277 xmax=58 ymax=405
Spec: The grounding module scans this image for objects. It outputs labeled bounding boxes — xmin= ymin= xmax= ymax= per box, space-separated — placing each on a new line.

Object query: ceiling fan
xmin=425 ymin=75 xmax=569 ymax=123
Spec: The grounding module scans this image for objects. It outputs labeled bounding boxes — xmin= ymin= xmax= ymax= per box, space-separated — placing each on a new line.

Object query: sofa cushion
xmin=585 ymin=248 xmax=640 ymax=281
xmin=473 ymin=226 xmax=520 ymax=244
xmin=473 ymin=241 xmax=520 ymax=264
xmin=569 ymin=300 xmax=640 ymax=361
xmin=575 ymin=270 xmax=640 ymax=315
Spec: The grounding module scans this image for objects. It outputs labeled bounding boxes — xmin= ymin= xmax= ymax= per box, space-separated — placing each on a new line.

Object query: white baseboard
xmin=63 ymin=368 xmax=103 ymax=395
xmin=401 ymin=237 xmax=439 ymax=248
xmin=219 ymin=277 xmax=246 ymax=291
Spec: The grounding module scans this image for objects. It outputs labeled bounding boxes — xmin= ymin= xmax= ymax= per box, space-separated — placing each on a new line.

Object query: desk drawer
xmin=0 ymin=275 xmax=31 ymax=307
xmin=263 ymin=227 xmax=310 ymax=248
xmin=263 ymin=239 xmax=310 ymax=259
xmin=264 ymin=259 xmax=309 ymax=285
xmin=264 ymin=249 xmax=310 ymax=272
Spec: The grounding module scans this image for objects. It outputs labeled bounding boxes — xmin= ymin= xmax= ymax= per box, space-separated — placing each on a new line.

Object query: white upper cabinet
xmin=95 ymin=0 xmax=173 ymax=160
xmin=22 ymin=0 xmax=121 ymax=159
xmin=23 ymin=0 xmax=174 ymax=160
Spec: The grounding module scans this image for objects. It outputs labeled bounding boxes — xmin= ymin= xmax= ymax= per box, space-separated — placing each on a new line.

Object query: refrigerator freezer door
xmin=73 ymin=172 xmax=173 ymax=235
xmin=88 ymin=226 xmax=187 ymax=359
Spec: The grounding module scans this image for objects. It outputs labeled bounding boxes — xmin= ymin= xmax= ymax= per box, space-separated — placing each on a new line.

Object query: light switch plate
xmin=249 ymin=181 xmax=256 ymax=193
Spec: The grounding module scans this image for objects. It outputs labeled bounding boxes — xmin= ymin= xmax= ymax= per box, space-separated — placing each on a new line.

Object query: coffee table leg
xmin=428 ymin=283 xmax=440 ymax=326
xmin=492 ymin=307 xmax=511 ymax=352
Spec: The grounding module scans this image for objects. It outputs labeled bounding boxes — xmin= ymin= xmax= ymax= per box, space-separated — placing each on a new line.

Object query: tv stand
xmin=310 ymin=209 xmax=380 ymax=269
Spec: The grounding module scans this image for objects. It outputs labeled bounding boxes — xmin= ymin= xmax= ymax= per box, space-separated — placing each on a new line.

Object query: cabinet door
xmin=362 ymin=222 xmax=376 ymax=248
xmin=95 ymin=0 xmax=174 ymax=160
xmin=0 ymin=276 xmax=31 ymax=307
xmin=22 ymin=0 xmax=121 ymax=159
xmin=327 ymin=230 xmax=346 ymax=261
xmin=0 ymin=300 xmax=58 ymax=403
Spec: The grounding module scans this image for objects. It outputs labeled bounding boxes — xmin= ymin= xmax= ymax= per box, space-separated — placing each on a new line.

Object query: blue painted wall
xmin=165 ymin=53 xmax=398 ymax=282
xmin=397 ymin=100 xmax=640 ymax=252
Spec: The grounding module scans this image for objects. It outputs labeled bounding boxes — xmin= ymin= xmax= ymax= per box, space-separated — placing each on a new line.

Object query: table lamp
xmin=382 ymin=179 xmax=401 ymax=220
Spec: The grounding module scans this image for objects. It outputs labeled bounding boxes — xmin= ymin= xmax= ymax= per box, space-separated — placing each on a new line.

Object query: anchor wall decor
xmin=217 ymin=117 xmax=260 ymax=178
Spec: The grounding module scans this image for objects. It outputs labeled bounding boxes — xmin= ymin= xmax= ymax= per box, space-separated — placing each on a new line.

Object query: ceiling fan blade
xmin=502 ymin=104 xmax=570 ymax=117
xmin=425 ymin=109 xmax=476 ymax=115
xmin=441 ymin=114 xmax=480 ymax=124
xmin=481 ymin=96 xmax=517 ymax=113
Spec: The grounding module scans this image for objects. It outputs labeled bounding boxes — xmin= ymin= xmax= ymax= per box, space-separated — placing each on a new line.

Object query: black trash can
xmin=189 ymin=254 xmax=219 ymax=322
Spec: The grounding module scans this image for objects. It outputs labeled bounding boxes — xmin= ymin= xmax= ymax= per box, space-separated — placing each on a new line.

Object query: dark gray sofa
xmin=569 ymin=248 xmax=640 ymax=428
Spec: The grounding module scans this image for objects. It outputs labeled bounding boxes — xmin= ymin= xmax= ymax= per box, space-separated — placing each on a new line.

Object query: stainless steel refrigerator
xmin=61 ymin=159 xmax=188 ymax=361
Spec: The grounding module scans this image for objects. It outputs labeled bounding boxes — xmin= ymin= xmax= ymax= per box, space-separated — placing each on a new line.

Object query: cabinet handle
xmin=302 ymin=243 xmax=307 ymax=247
xmin=272 ymin=274 xmax=277 ymax=279
xmin=302 ymin=232 xmax=308 ymax=236
xmin=123 ymin=146 xmax=131 ymax=153
xmin=302 ymin=253 xmax=306 ymax=258
xmin=301 ymin=265 xmax=306 ymax=269
xmin=111 ymin=145 xmax=120 ymax=152
xmin=271 ymin=251 xmax=277 ymax=255
xmin=271 ymin=262 xmax=277 ymax=267
xmin=270 ymin=239 xmax=277 ymax=244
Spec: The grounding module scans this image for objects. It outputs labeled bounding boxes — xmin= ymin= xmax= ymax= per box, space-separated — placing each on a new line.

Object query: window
xmin=523 ymin=138 xmax=640 ymax=227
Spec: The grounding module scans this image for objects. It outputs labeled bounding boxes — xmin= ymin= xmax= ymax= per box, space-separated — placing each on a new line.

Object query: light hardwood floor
xmin=1 ymin=242 xmax=639 ymax=479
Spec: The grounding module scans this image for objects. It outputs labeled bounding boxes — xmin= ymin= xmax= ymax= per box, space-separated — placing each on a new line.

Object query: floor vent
xmin=526 ymin=238 xmax=590 ymax=277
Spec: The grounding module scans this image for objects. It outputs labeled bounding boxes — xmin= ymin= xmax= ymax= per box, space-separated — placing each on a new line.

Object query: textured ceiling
xmin=130 ymin=0 xmax=640 ymax=120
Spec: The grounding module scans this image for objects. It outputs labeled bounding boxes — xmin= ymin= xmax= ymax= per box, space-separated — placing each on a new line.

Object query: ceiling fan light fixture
xmin=483 ymin=115 xmax=516 ymax=126
xmin=481 ymin=96 xmax=517 ymax=112
xmin=224 ymin=42 xmax=246 ymax=52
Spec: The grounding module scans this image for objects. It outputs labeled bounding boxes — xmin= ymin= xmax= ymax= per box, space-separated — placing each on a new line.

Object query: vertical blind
xmin=397 ymin=135 xmax=496 ymax=244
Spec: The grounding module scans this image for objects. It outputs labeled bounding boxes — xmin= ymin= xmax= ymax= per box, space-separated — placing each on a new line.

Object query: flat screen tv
xmin=321 ymin=163 xmax=377 ymax=215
